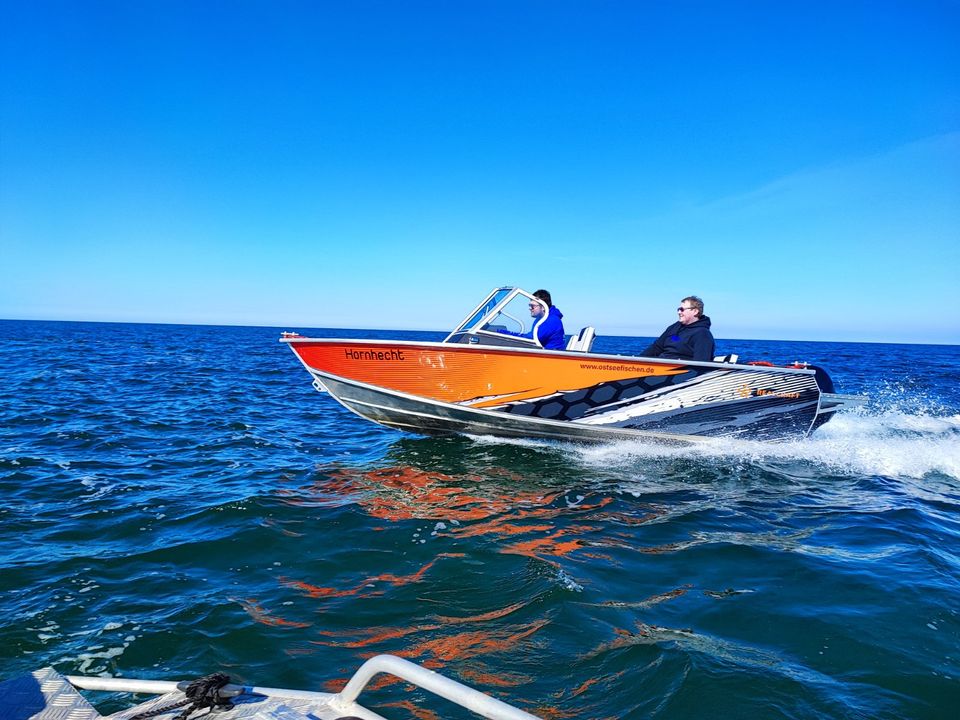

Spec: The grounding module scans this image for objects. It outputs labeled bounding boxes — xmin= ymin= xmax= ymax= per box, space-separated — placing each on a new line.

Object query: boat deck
xmin=1 ymin=656 xmax=540 ymax=720
xmin=0 ymin=670 xmax=351 ymax=720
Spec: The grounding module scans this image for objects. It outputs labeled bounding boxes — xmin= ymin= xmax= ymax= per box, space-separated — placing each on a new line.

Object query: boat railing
xmin=334 ymin=654 xmax=540 ymax=719
xmin=65 ymin=654 xmax=541 ymax=720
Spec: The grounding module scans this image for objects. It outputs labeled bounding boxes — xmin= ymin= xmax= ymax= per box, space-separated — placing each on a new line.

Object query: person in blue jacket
xmin=641 ymin=296 xmax=715 ymax=361
xmin=526 ymin=289 xmax=566 ymax=350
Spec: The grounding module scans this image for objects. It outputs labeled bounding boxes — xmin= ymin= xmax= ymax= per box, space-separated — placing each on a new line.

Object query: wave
xmin=468 ymin=408 xmax=960 ymax=482
xmin=581 ymin=413 xmax=959 ymax=481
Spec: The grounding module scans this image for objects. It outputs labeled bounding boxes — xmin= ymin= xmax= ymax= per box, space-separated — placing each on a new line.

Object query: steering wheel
xmin=499 ymin=311 xmax=525 ymax=334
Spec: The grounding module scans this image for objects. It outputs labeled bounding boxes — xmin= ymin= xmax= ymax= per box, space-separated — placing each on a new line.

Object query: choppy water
xmin=1 ymin=319 xmax=958 ymax=719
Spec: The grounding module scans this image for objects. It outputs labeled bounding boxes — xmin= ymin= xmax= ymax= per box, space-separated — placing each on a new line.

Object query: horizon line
xmin=1 ymin=316 xmax=956 ymax=348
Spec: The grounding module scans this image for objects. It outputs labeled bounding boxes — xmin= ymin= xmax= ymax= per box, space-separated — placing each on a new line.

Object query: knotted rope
xmin=128 ymin=673 xmax=234 ymax=720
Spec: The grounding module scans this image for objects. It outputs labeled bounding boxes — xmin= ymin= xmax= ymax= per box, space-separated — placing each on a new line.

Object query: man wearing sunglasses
xmin=641 ymin=296 xmax=715 ymax=362
xmin=526 ymin=289 xmax=566 ymax=350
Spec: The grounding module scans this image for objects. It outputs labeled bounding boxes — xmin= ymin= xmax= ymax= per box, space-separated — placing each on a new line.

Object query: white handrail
xmin=332 ymin=654 xmax=542 ymax=720
xmin=65 ymin=675 xmax=342 ymax=701
xmin=66 ymin=676 xmax=185 ymax=694
xmin=66 ymin=655 xmax=543 ymax=719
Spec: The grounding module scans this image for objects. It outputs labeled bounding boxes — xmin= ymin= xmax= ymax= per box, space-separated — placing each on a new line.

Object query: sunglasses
xmin=677 ymin=306 xmax=695 ymax=312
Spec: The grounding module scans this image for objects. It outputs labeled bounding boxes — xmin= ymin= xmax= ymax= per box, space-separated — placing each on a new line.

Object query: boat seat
xmin=566 ymin=326 xmax=596 ymax=352
xmin=713 ymin=353 xmax=739 ymax=363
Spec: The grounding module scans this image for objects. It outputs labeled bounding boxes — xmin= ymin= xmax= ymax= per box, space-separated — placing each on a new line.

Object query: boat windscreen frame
xmin=443 ymin=287 xmax=544 ymax=347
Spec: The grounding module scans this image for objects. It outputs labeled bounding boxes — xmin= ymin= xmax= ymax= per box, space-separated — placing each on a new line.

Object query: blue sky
xmin=2 ymin=1 xmax=958 ymax=344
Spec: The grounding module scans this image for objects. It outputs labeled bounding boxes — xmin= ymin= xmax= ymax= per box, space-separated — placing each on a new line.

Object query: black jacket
xmin=641 ymin=316 xmax=715 ymax=362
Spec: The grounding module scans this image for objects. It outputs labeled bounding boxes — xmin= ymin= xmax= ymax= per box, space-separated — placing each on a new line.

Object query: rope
xmin=127 ymin=673 xmax=235 ymax=720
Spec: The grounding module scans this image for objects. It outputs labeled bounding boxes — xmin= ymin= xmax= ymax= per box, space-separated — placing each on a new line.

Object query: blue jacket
xmin=527 ymin=306 xmax=566 ymax=349
xmin=641 ymin=316 xmax=715 ymax=362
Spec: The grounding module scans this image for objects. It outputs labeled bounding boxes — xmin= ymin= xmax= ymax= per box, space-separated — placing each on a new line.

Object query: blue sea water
xmin=1 ymin=319 xmax=958 ymax=719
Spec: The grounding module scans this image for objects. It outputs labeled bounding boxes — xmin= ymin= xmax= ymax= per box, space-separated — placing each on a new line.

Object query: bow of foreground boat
xmin=1 ymin=654 xmax=541 ymax=720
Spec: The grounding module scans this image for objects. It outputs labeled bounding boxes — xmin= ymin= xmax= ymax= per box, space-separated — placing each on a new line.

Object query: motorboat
xmin=281 ymin=287 xmax=866 ymax=444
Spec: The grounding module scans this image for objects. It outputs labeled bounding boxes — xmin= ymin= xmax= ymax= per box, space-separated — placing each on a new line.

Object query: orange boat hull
xmin=287 ymin=339 xmax=688 ymax=408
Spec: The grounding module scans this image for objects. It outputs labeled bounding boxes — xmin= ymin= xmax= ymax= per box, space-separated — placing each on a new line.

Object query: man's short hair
xmin=533 ymin=289 xmax=552 ymax=307
xmin=683 ymin=295 xmax=704 ymax=317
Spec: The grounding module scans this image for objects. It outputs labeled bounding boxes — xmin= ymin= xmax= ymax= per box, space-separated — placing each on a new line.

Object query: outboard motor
xmin=808 ymin=365 xmax=835 ymax=394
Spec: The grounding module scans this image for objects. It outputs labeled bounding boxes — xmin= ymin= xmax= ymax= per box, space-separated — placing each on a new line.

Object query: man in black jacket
xmin=641 ymin=296 xmax=715 ymax=362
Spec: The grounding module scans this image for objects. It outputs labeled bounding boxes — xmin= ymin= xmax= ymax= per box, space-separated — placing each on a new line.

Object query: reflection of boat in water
xmin=282 ymin=287 xmax=866 ymax=443
xmin=4 ymin=654 xmax=540 ymax=720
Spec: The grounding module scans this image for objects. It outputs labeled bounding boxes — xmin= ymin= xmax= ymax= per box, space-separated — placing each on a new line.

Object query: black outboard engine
xmin=808 ymin=365 xmax=835 ymax=394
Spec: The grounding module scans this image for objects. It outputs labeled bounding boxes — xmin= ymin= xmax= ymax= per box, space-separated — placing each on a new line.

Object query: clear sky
xmin=2 ymin=1 xmax=958 ymax=344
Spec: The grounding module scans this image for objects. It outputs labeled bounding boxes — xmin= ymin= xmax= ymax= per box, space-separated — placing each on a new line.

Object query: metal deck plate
xmin=1 ymin=672 xmax=372 ymax=720
xmin=0 ymin=667 xmax=101 ymax=720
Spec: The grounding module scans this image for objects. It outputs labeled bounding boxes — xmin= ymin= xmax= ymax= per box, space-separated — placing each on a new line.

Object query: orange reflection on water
xmin=434 ymin=600 xmax=526 ymax=623
xmin=309 ymin=611 xmax=548 ymax=666
xmin=401 ymin=619 xmax=550 ymax=662
xmin=234 ymin=598 xmax=310 ymax=628
xmin=300 ymin=464 xmax=623 ymax=562
xmin=280 ymin=552 xmax=467 ymax=603
xmin=377 ymin=700 xmax=442 ymax=720
xmin=312 ymin=623 xmax=442 ymax=650
xmin=568 ymin=675 xmax=602 ymax=697
xmin=319 ymin=668 xmax=403 ymax=695
xmin=458 ymin=666 xmax=533 ymax=688
xmin=281 ymin=579 xmax=371 ymax=600
xmin=499 ymin=527 xmax=594 ymax=558
xmin=315 ymin=464 xmax=544 ymax=522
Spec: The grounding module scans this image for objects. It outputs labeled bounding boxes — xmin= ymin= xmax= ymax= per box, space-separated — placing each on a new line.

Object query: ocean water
xmin=1 ymin=319 xmax=958 ymax=719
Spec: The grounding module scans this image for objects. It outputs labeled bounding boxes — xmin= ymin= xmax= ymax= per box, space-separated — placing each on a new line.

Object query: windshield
xmin=444 ymin=287 xmax=544 ymax=347
xmin=457 ymin=288 xmax=512 ymax=333
xmin=479 ymin=293 xmax=542 ymax=339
